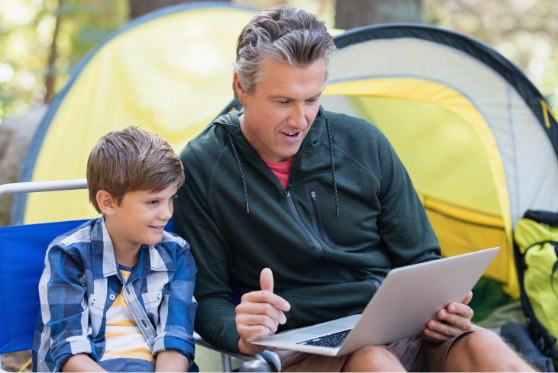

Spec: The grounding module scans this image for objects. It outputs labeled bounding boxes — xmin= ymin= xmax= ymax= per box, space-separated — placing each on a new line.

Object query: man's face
xmin=235 ymin=58 xmax=325 ymax=163
xmin=105 ymin=185 xmax=177 ymax=252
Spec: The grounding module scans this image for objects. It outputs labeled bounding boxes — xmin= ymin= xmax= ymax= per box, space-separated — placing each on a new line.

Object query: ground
xmin=2 ymin=351 xmax=31 ymax=372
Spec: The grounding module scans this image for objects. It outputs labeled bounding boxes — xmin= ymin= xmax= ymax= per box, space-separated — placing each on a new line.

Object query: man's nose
xmin=288 ymin=103 xmax=307 ymax=129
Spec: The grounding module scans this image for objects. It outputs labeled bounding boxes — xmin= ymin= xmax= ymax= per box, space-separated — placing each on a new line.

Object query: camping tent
xmin=13 ymin=2 xmax=258 ymax=224
xmin=14 ymin=3 xmax=558 ymax=297
xmin=318 ymin=25 xmax=558 ymax=297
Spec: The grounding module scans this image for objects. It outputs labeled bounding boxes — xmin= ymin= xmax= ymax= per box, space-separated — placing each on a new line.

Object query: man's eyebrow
xmin=268 ymin=92 xmax=323 ymax=100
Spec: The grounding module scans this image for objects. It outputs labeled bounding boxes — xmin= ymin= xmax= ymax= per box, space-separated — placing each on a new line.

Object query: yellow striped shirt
xmin=100 ymin=266 xmax=154 ymax=363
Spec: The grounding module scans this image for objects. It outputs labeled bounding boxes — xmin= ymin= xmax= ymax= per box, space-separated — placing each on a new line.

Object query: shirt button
xmin=91 ymin=296 xmax=96 ymax=304
xmin=157 ymin=292 xmax=162 ymax=300
xmin=109 ymin=294 xmax=116 ymax=301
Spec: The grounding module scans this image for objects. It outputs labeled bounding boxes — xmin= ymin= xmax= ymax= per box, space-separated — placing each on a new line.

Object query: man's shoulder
xmin=323 ymin=109 xmax=390 ymax=148
xmin=179 ymin=113 xmax=232 ymax=163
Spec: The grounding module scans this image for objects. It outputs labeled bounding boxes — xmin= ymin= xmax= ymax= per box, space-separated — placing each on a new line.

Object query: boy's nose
xmin=159 ymin=204 xmax=173 ymax=220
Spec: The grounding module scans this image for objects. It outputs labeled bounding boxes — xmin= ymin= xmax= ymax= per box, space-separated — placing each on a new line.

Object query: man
xmin=174 ymin=5 xmax=533 ymax=371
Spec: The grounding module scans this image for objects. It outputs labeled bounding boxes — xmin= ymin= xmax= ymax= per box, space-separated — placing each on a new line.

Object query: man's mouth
xmin=282 ymin=131 xmax=301 ymax=140
xmin=149 ymin=225 xmax=165 ymax=230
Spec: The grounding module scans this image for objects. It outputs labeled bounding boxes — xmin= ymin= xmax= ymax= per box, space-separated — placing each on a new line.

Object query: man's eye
xmin=279 ymin=101 xmax=289 ymax=104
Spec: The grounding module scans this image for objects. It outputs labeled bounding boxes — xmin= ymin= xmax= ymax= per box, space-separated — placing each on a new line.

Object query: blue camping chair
xmin=0 ymin=180 xmax=280 ymax=372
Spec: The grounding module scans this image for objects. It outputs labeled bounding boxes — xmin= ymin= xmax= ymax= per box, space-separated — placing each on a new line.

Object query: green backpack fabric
xmin=514 ymin=210 xmax=558 ymax=361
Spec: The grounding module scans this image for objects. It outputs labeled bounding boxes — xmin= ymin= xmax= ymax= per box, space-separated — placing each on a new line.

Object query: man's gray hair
xmin=233 ymin=5 xmax=336 ymax=106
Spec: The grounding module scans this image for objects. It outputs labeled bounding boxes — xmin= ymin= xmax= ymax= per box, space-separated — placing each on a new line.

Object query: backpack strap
xmin=524 ymin=210 xmax=558 ymax=227
xmin=552 ymin=243 xmax=558 ymax=299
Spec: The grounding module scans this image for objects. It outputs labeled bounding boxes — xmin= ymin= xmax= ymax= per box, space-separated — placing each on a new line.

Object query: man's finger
xmin=438 ymin=308 xmax=473 ymax=331
xmin=444 ymin=302 xmax=474 ymax=319
xmin=237 ymin=323 xmax=275 ymax=342
xmin=236 ymin=301 xmax=287 ymax=324
xmin=426 ymin=319 xmax=463 ymax=338
xmin=241 ymin=290 xmax=291 ymax=312
xmin=236 ymin=313 xmax=279 ymax=333
xmin=462 ymin=291 xmax=473 ymax=305
xmin=422 ymin=327 xmax=451 ymax=343
xmin=260 ymin=268 xmax=274 ymax=293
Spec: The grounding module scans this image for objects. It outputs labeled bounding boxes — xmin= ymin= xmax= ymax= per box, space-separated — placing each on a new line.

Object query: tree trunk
xmin=129 ymin=0 xmax=230 ymax=20
xmin=44 ymin=0 xmax=63 ymax=104
xmin=335 ymin=0 xmax=422 ymax=29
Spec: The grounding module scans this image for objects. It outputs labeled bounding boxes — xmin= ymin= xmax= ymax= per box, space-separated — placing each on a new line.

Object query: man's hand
xmin=236 ymin=268 xmax=291 ymax=355
xmin=422 ymin=291 xmax=474 ymax=343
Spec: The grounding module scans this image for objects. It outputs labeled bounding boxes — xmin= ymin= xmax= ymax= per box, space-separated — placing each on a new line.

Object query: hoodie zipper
xmin=286 ymin=189 xmax=325 ymax=259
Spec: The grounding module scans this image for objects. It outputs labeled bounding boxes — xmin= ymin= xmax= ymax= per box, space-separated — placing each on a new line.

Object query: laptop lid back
xmin=337 ymin=247 xmax=500 ymax=356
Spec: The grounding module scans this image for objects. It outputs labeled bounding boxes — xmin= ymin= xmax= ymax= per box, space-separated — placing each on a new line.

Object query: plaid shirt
xmin=32 ymin=217 xmax=197 ymax=372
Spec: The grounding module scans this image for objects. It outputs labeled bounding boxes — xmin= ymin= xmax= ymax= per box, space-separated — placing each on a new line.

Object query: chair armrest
xmin=194 ymin=333 xmax=280 ymax=372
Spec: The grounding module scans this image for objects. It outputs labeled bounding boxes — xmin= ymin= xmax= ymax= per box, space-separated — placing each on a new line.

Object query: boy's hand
xmin=236 ymin=268 xmax=291 ymax=355
xmin=422 ymin=291 xmax=474 ymax=343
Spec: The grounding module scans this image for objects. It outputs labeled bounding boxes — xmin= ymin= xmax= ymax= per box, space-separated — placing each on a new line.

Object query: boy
xmin=32 ymin=127 xmax=197 ymax=372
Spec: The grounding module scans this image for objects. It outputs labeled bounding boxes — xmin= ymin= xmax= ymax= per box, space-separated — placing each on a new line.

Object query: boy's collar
xmin=91 ymin=217 xmax=174 ymax=280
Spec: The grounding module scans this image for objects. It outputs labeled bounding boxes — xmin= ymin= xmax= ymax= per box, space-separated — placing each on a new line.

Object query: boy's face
xmin=104 ymin=184 xmax=177 ymax=252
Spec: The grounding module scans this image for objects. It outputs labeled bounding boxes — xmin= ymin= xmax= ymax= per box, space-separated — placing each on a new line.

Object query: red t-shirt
xmin=263 ymin=159 xmax=293 ymax=189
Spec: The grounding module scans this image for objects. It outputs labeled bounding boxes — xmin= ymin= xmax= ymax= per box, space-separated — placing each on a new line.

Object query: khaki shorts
xmin=272 ymin=325 xmax=482 ymax=372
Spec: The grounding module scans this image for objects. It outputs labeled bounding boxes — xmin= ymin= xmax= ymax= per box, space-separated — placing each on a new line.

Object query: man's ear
xmin=96 ymin=190 xmax=117 ymax=215
xmin=233 ymin=72 xmax=248 ymax=100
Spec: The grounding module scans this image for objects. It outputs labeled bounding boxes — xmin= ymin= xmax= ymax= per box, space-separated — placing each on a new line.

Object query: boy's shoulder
xmin=49 ymin=218 xmax=99 ymax=252
xmin=150 ymin=231 xmax=192 ymax=270
xmin=159 ymin=230 xmax=187 ymax=247
xmin=157 ymin=231 xmax=190 ymax=258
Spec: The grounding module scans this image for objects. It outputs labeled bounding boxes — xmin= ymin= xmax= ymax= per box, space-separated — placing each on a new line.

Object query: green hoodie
xmin=173 ymin=106 xmax=441 ymax=353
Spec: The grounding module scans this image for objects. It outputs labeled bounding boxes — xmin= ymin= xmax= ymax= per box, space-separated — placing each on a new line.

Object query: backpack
xmin=513 ymin=210 xmax=558 ymax=363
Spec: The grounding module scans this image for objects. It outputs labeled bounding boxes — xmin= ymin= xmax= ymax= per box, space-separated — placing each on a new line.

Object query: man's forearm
xmin=155 ymin=350 xmax=189 ymax=372
xmin=62 ymin=353 xmax=106 ymax=372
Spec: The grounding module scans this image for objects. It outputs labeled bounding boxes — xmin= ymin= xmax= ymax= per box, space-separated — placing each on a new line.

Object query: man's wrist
xmin=238 ymin=337 xmax=265 ymax=355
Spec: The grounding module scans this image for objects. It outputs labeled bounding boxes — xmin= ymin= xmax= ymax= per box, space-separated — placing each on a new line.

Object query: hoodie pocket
xmin=306 ymin=183 xmax=356 ymax=282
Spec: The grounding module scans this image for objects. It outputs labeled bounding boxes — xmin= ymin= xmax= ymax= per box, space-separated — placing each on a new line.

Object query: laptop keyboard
xmin=296 ymin=329 xmax=351 ymax=348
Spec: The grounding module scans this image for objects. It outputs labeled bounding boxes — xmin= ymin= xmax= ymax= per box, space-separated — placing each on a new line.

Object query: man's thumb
xmin=260 ymin=268 xmax=274 ymax=293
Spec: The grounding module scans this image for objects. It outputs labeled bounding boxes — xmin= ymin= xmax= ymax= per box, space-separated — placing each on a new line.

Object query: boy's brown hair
xmin=87 ymin=127 xmax=185 ymax=213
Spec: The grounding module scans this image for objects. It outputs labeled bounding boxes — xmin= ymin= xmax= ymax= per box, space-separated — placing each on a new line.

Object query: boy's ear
xmin=96 ymin=190 xmax=117 ymax=215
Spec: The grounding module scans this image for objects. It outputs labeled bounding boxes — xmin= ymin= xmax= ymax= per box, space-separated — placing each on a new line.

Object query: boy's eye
xmin=148 ymin=201 xmax=159 ymax=206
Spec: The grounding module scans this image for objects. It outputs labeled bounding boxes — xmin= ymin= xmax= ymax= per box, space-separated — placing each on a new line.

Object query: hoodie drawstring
xmin=227 ymin=113 xmax=338 ymax=217
xmin=324 ymin=114 xmax=339 ymax=218
xmin=227 ymin=131 xmax=250 ymax=213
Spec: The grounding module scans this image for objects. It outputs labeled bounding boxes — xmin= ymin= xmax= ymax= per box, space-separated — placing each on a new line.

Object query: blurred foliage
xmin=0 ymin=0 xmax=128 ymax=121
xmin=0 ymin=0 xmax=556 ymax=119
xmin=424 ymin=0 xmax=558 ymax=112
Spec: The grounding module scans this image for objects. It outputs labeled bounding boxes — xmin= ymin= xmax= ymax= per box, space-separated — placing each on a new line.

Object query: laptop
xmin=252 ymin=247 xmax=500 ymax=356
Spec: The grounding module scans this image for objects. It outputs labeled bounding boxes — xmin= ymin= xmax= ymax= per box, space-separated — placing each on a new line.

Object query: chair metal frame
xmin=0 ymin=179 xmax=280 ymax=372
